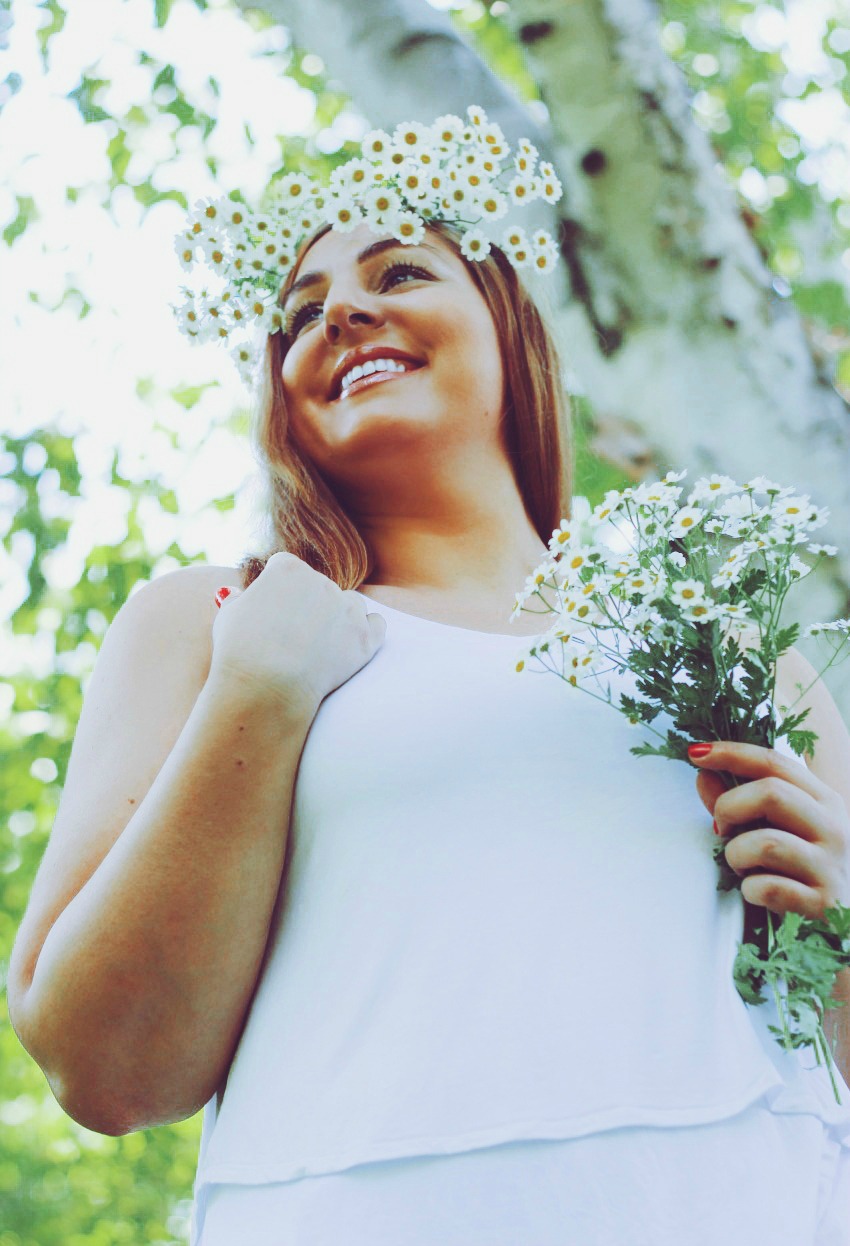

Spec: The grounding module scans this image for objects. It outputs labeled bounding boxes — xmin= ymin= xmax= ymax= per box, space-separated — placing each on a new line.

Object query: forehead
xmin=284 ymin=224 xmax=459 ymax=298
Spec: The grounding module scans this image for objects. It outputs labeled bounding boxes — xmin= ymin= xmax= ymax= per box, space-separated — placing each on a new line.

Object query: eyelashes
xmin=282 ymin=260 xmax=433 ymax=339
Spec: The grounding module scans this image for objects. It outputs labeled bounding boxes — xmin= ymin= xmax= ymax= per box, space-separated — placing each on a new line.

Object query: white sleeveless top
xmin=193 ymin=593 xmax=850 ymax=1198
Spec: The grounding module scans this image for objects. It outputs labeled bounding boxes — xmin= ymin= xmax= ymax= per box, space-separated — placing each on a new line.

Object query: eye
xmin=283 ymin=260 xmax=432 ymax=340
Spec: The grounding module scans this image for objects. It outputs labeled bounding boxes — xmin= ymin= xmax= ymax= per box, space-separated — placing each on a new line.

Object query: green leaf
xmin=67 ymin=76 xmax=111 ymax=124
xmin=170 ymin=381 xmax=218 ymax=409
xmin=2 ymin=195 xmax=37 ymax=246
xmin=36 ymin=0 xmax=66 ymax=64
xmin=154 ymin=0 xmax=177 ymax=27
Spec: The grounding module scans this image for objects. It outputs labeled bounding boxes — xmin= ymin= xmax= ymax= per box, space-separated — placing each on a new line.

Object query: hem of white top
xmin=193 ymin=1069 xmax=850 ymax=1191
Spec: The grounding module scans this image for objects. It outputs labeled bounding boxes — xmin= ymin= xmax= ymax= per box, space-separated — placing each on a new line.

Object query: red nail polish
xmin=688 ymin=743 xmax=713 ymax=759
xmin=214 ymin=586 xmax=232 ymax=608
xmin=713 ymin=819 xmax=721 ymax=836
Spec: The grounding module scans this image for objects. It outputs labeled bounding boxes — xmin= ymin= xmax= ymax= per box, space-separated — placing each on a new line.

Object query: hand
xmin=689 ymin=741 xmax=850 ymax=919
xmin=210 ymin=552 xmax=386 ymax=715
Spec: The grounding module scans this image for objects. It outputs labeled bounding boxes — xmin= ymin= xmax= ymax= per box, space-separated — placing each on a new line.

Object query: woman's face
xmin=278 ymin=223 xmax=505 ymax=487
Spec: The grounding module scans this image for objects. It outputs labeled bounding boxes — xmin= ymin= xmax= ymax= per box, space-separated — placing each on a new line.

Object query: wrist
xmin=205 ymin=661 xmax=319 ymax=728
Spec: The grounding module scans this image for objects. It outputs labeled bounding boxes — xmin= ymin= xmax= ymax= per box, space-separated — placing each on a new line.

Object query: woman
xmin=8 ymin=198 xmax=850 ymax=1243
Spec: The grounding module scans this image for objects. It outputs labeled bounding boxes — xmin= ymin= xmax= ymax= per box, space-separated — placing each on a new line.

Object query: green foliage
xmin=3 ymin=195 xmax=38 ymax=247
xmin=0 ymin=426 xmax=207 ymax=1241
xmin=733 ymin=903 xmax=850 ymax=1100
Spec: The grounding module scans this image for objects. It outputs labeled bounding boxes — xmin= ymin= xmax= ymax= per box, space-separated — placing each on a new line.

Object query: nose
xmin=322 ymin=282 xmax=385 ymax=344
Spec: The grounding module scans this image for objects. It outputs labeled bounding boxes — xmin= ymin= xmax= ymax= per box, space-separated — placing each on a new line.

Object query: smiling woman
xmin=8 ymin=102 xmax=850 ymax=1246
xmin=238 ymin=218 xmax=572 ymax=593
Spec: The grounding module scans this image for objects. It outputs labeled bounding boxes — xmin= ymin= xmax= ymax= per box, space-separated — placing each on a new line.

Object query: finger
xmin=366 ymin=611 xmax=387 ymax=647
xmin=214 ymin=586 xmax=241 ymax=608
xmin=714 ymin=777 xmax=826 ymax=844
xmin=687 ymin=739 xmax=829 ymax=805
xmin=694 ymin=769 xmax=728 ymax=817
xmin=739 ymin=870 xmax=828 ymax=920
xmin=724 ymin=826 xmax=824 ymax=889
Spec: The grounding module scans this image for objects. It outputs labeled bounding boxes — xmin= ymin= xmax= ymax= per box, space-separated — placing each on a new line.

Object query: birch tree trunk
xmin=237 ymin=0 xmax=850 ymax=711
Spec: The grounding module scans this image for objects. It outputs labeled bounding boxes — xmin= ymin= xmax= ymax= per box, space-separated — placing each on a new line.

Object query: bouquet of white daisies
xmin=513 ymin=471 xmax=850 ymax=1102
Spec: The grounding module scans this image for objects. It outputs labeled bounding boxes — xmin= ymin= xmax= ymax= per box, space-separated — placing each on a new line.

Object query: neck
xmin=350 ymin=457 xmax=549 ymax=603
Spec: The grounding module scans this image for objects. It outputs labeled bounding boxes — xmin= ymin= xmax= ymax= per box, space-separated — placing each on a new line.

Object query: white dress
xmin=190 ymin=595 xmax=850 ymax=1244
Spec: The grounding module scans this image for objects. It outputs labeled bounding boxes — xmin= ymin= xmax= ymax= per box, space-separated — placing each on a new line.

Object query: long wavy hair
xmin=236 ymin=219 xmax=573 ymax=590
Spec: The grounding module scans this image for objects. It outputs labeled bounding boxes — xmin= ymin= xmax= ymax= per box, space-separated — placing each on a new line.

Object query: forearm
xmin=12 ymin=673 xmax=315 ymax=1134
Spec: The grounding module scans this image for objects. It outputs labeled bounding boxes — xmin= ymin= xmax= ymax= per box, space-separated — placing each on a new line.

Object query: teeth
xmin=340 ymin=357 xmax=410 ymax=395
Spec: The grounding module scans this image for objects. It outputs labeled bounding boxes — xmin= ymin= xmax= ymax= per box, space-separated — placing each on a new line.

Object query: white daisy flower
xmin=459 ymin=228 xmax=491 ymax=261
xmin=478 ymin=120 xmax=506 ymax=149
xmin=174 ymin=234 xmax=198 ymax=272
xmin=432 ymin=114 xmax=465 ymax=150
xmin=507 ymin=174 xmax=535 ymax=204
xmin=392 ymin=120 xmax=432 ymax=157
xmin=230 ymin=342 xmax=257 ymax=385
xmin=804 ymin=618 xmax=850 ymax=637
xmin=680 ymin=600 xmax=717 ymax=623
xmin=363 ymin=185 xmax=402 ymax=224
xmin=394 ymin=210 xmax=426 ymax=245
xmin=275 ymin=173 xmax=311 ymax=207
xmin=669 ymin=551 xmax=687 ymax=569
xmin=632 ymin=480 xmax=681 ymax=509
xmin=590 ymin=490 xmax=628 ymax=524
xmin=443 ymin=181 xmax=474 ymax=212
xmin=538 ymin=169 xmax=563 ymax=204
xmin=395 ymin=158 xmax=430 ymax=202
xmin=329 ymin=197 xmax=364 ymax=232
xmin=466 ymin=103 xmax=488 ymax=127
xmin=531 ymin=237 xmax=560 ymax=274
xmin=192 ymin=196 xmax=223 ymax=225
xmin=329 ymin=157 xmax=375 ymax=195
xmin=501 ymin=225 xmax=533 ymax=267
xmin=669 ymin=506 xmax=705 ymax=538
xmin=361 ymin=128 xmax=393 ymax=160
xmin=808 ymin=543 xmax=838 ymax=557
xmin=549 ymin=518 xmax=577 ymax=549
xmin=476 ymin=188 xmax=508 ymax=221
xmin=219 ymin=202 xmax=248 ymax=231
xmin=687 ymin=473 xmax=737 ymax=504
xmin=717 ymin=494 xmax=759 ymax=521
xmin=514 ymin=147 xmax=539 ymax=177
xmin=715 ymin=601 xmax=752 ymax=620
xmin=670 ymin=578 xmax=707 ymax=606
xmin=743 ymin=475 xmax=785 ymax=495
xmin=174 ymin=297 xmax=202 ymax=334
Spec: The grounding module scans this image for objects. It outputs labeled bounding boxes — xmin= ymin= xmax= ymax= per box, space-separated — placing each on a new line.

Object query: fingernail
xmin=688 ymin=742 xmax=713 ymax=759
xmin=713 ymin=819 xmax=721 ymax=836
xmin=214 ymin=586 xmax=232 ymax=608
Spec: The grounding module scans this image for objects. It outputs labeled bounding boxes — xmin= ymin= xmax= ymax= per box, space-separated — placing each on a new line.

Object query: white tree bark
xmin=507 ymin=0 xmax=850 ymax=706
xmin=237 ymin=0 xmax=850 ymax=709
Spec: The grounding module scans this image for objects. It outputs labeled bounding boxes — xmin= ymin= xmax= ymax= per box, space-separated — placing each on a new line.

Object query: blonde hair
xmin=237 ymin=220 xmax=573 ymax=590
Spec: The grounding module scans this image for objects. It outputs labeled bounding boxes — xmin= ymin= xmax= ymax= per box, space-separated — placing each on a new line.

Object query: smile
xmin=335 ymin=366 xmax=423 ymax=401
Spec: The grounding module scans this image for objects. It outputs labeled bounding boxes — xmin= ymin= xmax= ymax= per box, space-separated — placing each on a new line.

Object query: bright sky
xmin=1 ymin=0 xmax=849 ymax=677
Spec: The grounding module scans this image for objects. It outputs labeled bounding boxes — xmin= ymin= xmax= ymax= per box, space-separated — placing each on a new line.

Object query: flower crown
xmin=172 ymin=104 xmax=564 ymax=386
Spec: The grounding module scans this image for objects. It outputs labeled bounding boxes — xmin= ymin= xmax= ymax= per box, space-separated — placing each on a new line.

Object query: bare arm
xmin=6 ymin=566 xmax=316 ymax=1135
xmin=775 ymin=644 xmax=850 ymax=1085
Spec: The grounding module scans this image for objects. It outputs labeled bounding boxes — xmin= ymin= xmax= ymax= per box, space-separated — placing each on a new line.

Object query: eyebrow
xmin=281 ymin=237 xmax=440 ymax=309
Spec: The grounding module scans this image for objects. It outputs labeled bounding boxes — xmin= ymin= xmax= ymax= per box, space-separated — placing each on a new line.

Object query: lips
xmin=328 ymin=349 xmax=425 ymax=400
xmin=336 ymin=365 xmax=423 ymax=401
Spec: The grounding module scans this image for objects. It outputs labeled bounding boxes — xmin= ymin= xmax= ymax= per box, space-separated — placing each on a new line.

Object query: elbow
xmin=7 ymin=989 xmax=179 ymax=1137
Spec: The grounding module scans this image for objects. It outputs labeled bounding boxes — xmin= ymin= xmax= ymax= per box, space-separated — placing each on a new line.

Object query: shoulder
xmin=110 ymin=564 xmax=244 ymax=665
xmin=124 ymin=563 xmax=244 ymax=613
